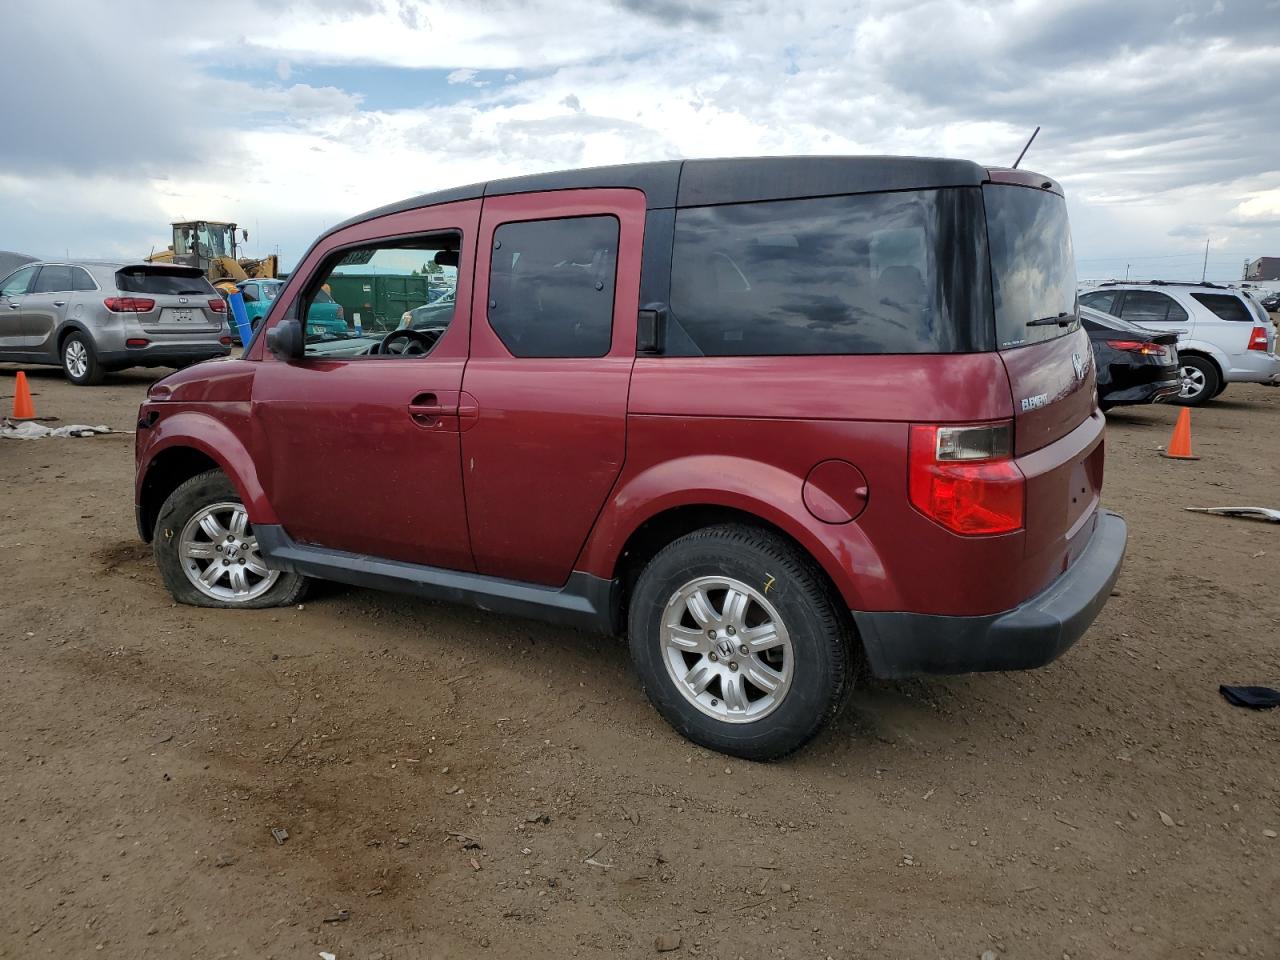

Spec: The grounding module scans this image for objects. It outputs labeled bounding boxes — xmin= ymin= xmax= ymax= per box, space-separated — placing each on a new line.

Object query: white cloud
xmin=1 ymin=0 xmax=1277 ymax=280
xmin=1234 ymin=189 xmax=1280 ymax=223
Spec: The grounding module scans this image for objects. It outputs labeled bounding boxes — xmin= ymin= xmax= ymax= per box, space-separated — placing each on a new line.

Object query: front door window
xmin=301 ymin=235 xmax=461 ymax=356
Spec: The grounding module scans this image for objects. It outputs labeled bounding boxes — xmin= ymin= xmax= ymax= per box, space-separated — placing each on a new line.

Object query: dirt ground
xmin=2 ymin=361 xmax=1279 ymax=960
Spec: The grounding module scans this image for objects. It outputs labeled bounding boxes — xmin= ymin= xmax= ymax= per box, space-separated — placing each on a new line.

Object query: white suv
xmin=1079 ymin=282 xmax=1279 ymax=405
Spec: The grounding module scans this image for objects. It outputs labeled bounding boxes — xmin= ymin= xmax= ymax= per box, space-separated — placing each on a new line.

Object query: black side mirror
xmin=637 ymin=303 xmax=667 ymax=355
xmin=266 ymin=318 xmax=304 ymax=361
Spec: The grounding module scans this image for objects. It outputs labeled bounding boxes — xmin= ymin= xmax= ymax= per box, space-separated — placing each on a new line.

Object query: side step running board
xmin=254 ymin=524 xmax=617 ymax=634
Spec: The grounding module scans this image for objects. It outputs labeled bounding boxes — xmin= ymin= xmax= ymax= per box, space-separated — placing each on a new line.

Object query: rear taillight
xmin=219 ymin=336 xmax=233 ymax=345
xmin=125 ymin=338 xmax=150 ymax=348
xmin=104 ymin=296 xmax=155 ymax=313
xmin=908 ymin=422 xmax=1024 ymax=536
xmin=1248 ymin=326 xmax=1269 ymax=351
xmin=208 ymin=298 xmax=227 ymax=313
xmin=1106 ymin=340 xmax=1172 ymax=359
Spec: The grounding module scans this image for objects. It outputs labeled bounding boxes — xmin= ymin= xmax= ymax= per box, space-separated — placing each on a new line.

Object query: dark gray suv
xmin=0 ymin=260 xmax=232 ymax=384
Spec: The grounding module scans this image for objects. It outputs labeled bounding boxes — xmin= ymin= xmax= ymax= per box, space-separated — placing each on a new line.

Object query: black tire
xmin=1173 ymin=354 xmax=1220 ymax=407
xmin=153 ymin=469 xmax=308 ymax=609
xmin=1211 ymin=380 xmax=1228 ymax=398
xmin=61 ymin=331 xmax=104 ymax=385
xmin=627 ymin=523 xmax=853 ymax=761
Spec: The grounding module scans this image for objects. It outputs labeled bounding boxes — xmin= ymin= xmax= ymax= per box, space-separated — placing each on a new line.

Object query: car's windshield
xmin=260 ymin=283 xmax=280 ymax=301
xmin=984 ymin=184 xmax=1078 ymax=349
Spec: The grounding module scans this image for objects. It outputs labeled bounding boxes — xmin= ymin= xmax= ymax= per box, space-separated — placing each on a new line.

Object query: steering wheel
xmin=375 ymin=328 xmax=438 ymax=356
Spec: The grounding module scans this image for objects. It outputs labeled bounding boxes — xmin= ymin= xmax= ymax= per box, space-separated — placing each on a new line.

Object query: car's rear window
xmin=984 ymin=184 xmax=1078 ymax=349
xmin=1081 ymin=307 xmax=1155 ymax=335
xmin=1191 ymin=292 xmax=1253 ymax=322
xmin=117 ymin=267 xmax=216 ymax=296
xmin=667 ymin=188 xmax=991 ymax=356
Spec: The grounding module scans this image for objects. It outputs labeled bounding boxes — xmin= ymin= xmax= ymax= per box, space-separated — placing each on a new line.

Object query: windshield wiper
xmin=1027 ymin=312 xmax=1072 ymax=327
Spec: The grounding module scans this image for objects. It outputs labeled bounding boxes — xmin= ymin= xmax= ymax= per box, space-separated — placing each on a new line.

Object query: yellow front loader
xmin=147 ymin=220 xmax=279 ymax=295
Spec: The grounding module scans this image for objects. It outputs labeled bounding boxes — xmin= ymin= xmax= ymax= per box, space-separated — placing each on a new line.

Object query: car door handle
xmin=7 ymin=302 xmax=18 ymax=309
xmin=408 ymin=392 xmax=442 ymax=415
xmin=53 ymin=300 xmax=66 ymax=307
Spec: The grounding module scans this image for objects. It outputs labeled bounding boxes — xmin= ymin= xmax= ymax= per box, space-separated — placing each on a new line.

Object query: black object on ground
xmin=1220 ymin=685 xmax=1280 ymax=709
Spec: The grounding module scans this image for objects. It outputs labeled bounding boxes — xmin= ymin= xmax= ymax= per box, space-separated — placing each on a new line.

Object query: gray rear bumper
xmin=853 ymin=510 xmax=1127 ymax=678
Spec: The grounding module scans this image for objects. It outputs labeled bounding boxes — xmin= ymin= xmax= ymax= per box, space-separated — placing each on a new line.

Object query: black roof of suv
xmin=331 ymin=155 xmax=1027 ymax=232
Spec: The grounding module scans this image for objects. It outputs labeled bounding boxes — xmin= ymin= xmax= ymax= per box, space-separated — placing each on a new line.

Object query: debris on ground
xmin=1 ymin=420 xmax=118 ymax=439
xmin=323 ymin=909 xmax=350 ymax=923
xmin=655 ymin=933 xmax=681 ymax=952
xmin=1220 ymin=685 xmax=1280 ymax=709
xmin=1186 ymin=506 xmax=1280 ymax=523
xmin=271 ymin=827 xmax=289 ymax=845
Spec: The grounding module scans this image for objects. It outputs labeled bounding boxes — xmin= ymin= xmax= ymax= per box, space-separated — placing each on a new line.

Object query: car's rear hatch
xmin=984 ymin=172 xmax=1105 ymax=584
xmin=115 ymin=265 xmax=224 ymax=335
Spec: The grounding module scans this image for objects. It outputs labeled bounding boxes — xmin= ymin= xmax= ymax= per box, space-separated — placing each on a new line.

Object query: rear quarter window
xmin=667 ymin=188 xmax=990 ymax=356
xmin=1191 ymin=292 xmax=1253 ymax=322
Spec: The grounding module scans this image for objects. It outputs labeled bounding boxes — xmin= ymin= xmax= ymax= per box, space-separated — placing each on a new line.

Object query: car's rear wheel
xmin=627 ymin=524 xmax=852 ymax=760
xmin=153 ymin=469 xmax=307 ymax=609
xmin=1174 ymin=355 xmax=1220 ymax=406
xmin=61 ymin=332 xmax=103 ymax=385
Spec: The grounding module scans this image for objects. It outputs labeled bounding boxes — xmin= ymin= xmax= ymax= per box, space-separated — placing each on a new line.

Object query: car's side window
xmin=487 ymin=216 xmax=618 ymax=358
xmin=0 ymin=265 xmax=37 ymax=299
xmin=71 ymin=267 xmax=96 ymax=291
xmin=241 ymin=283 xmax=258 ymax=303
xmin=33 ymin=265 xmax=74 ymax=294
xmin=301 ymin=233 xmax=461 ymax=359
xmin=1079 ymin=290 xmax=1116 ymax=314
xmin=1119 ymin=290 xmax=1188 ymax=325
xmin=1191 ymin=293 xmax=1253 ymax=322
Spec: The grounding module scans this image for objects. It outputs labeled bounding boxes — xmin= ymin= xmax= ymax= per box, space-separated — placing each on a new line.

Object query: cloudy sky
xmin=1 ymin=0 xmax=1277 ymax=281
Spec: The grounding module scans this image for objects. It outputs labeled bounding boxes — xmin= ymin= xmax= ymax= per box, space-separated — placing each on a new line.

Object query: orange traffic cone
xmin=10 ymin=371 xmax=35 ymax=421
xmin=1161 ymin=407 xmax=1199 ymax=461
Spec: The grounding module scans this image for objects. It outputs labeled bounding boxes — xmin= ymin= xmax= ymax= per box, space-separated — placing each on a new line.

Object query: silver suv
xmin=1079 ymin=281 xmax=1279 ymax=405
xmin=0 ymin=260 xmax=231 ymax=385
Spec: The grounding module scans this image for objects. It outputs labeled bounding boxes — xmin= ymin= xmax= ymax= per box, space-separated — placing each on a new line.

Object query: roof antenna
xmin=1012 ymin=126 xmax=1040 ymax=169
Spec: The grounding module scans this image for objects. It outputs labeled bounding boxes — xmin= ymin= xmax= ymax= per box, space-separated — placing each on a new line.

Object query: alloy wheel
xmin=1178 ymin=364 xmax=1206 ymax=400
xmin=660 ymin=575 xmax=794 ymax=724
xmin=64 ymin=339 xmax=88 ymax=380
xmin=178 ymin=501 xmax=279 ymax=602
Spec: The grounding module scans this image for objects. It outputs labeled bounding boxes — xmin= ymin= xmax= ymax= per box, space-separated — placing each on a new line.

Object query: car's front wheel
xmin=153 ymin=469 xmax=307 ymax=608
xmin=61 ymin=332 xmax=103 ymax=385
xmin=1174 ymin=355 xmax=1220 ymax=406
xmin=628 ymin=524 xmax=853 ymax=760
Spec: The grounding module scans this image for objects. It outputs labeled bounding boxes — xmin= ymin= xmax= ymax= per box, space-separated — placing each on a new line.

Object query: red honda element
xmin=135 ymin=156 xmax=1126 ymax=759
